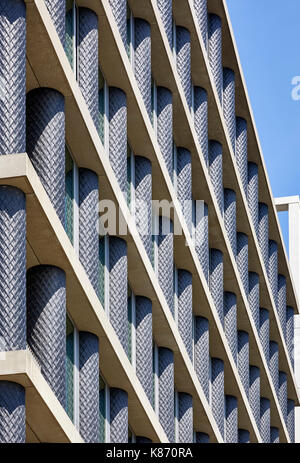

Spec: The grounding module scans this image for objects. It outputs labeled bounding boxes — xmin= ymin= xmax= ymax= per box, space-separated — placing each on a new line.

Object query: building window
xmin=65 ymin=314 xmax=79 ymax=428
xmin=153 ymin=342 xmax=159 ymax=413
xmin=65 ymin=145 xmax=79 ymax=252
xmin=128 ymin=286 xmax=136 ymax=368
xmin=174 ymin=389 xmax=179 ymax=442
xmin=99 ymin=235 xmax=109 ymax=313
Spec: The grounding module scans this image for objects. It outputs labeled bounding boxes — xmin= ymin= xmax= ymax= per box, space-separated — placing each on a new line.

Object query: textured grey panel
xmin=0 ymin=0 xmax=25 ymax=155
xmin=247 ymin=162 xmax=259 ymax=236
xmin=0 ymin=186 xmax=26 ymax=350
xmin=178 ymin=393 xmax=193 ymax=443
xmin=109 ymin=87 xmax=127 ymax=195
xmin=78 ymin=8 xmax=98 ymax=127
xmin=238 ymin=429 xmax=250 ymax=443
xmin=287 ymin=399 xmax=295 ymax=443
xmin=258 ymin=203 xmax=269 ymax=271
xmin=224 ymin=189 xmax=237 ymax=256
xmin=286 ymin=306 xmax=294 ymax=370
xmin=44 ymin=0 xmax=65 ymax=45
xmin=158 ymin=217 xmax=174 ymax=315
xmin=249 ymin=366 xmax=260 ymax=428
xmin=225 ymin=395 xmax=238 ymax=443
xmin=157 ymin=0 xmax=172 ymax=47
xmin=210 ymin=249 xmax=224 ymax=326
xmin=278 ymin=371 xmax=287 ymax=424
xmin=176 ymin=26 xmax=191 ymax=108
xmin=178 ymin=270 xmax=193 ymax=360
xmin=236 ymin=232 xmax=249 ymax=295
xmin=193 ymin=87 xmax=208 ymax=166
xmin=223 ymin=68 xmax=236 ymax=153
xmin=110 ymin=388 xmax=128 ymax=443
xmin=209 ymin=141 xmax=223 ymax=215
xmin=248 ymin=272 xmax=259 ymax=333
xmin=195 ymin=202 xmax=209 ymax=282
xmin=79 ymin=169 xmax=99 ymax=295
xmin=27 ymin=265 xmax=66 ymax=407
xmin=277 ymin=274 xmax=287 ymax=339
xmin=270 ymin=427 xmax=280 ymax=443
xmin=109 ymin=237 xmax=128 ymax=354
xmin=194 ymin=317 xmax=209 ymax=401
xmin=26 ymin=88 xmax=65 ymax=224
xmin=135 ymin=156 xmax=152 ymax=261
xmin=108 ymin=0 xmax=126 ymax=46
xmin=194 ymin=0 xmax=207 ymax=49
xmin=134 ymin=19 xmax=151 ymax=117
xmin=268 ymin=240 xmax=278 ymax=308
xmin=136 ymin=436 xmax=152 ymax=443
xmin=177 ymin=147 xmax=192 ymax=234
xmin=269 ymin=341 xmax=279 ymax=396
xmin=0 ymin=381 xmax=25 ymax=443
xmin=158 ymin=347 xmax=174 ymax=443
xmin=208 ymin=14 xmax=222 ymax=103
xmin=196 ymin=432 xmax=210 ymax=443
xmin=157 ymin=87 xmax=173 ymax=180
xmin=235 ymin=118 xmax=248 ymax=199
xmin=224 ymin=292 xmax=237 ymax=364
xmin=211 ymin=358 xmax=225 ymax=439
xmin=259 ymin=308 xmax=270 ymax=364
xmin=135 ymin=296 xmax=153 ymax=403
xmin=79 ymin=332 xmax=99 ymax=443
xmin=260 ymin=397 xmax=270 ymax=443
xmin=238 ymin=331 xmax=249 ymax=398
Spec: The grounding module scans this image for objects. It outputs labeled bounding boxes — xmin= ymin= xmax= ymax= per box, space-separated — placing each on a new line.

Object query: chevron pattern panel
xmin=177 ymin=147 xmax=192 ymax=234
xmin=79 ymin=168 xmax=99 ymax=296
xmin=156 ymin=0 xmax=172 ymax=47
xmin=209 ymin=141 xmax=223 ymax=215
xmin=109 ymin=0 xmax=127 ymax=46
xmin=211 ymin=357 xmax=225 ymax=439
xmin=236 ymin=232 xmax=249 ymax=296
xmin=249 ymin=366 xmax=260 ymax=428
xmin=268 ymin=240 xmax=278 ymax=308
xmin=178 ymin=270 xmax=193 ymax=361
xmin=158 ymin=347 xmax=174 ymax=443
xmin=134 ymin=19 xmax=151 ymax=117
xmin=269 ymin=341 xmax=279 ymax=395
xmin=224 ymin=189 xmax=237 ymax=256
xmin=109 ymin=237 xmax=128 ymax=354
xmin=238 ymin=429 xmax=250 ymax=443
xmin=247 ymin=162 xmax=259 ymax=236
xmin=278 ymin=371 xmax=287 ymax=424
xmin=270 ymin=427 xmax=280 ymax=444
xmin=176 ymin=26 xmax=191 ymax=108
xmin=158 ymin=217 xmax=174 ymax=315
xmin=195 ymin=201 xmax=209 ymax=282
xmin=44 ymin=0 xmax=65 ymax=45
xmin=208 ymin=14 xmax=222 ymax=103
xmin=195 ymin=432 xmax=210 ymax=443
xmin=135 ymin=296 xmax=153 ymax=404
xmin=224 ymin=292 xmax=237 ymax=364
xmin=136 ymin=436 xmax=152 ymax=443
xmin=193 ymin=87 xmax=208 ymax=166
xmin=0 ymin=381 xmax=25 ymax=443
xmin=109 ymin=87 xmax=127 ymax=195
xmin=78 ymin=8 xmax=98 ymax=128
xmin=157 ymin=87 xmax=173 ymax=180
xmin=223 ymin=68 xmax=236 ymax=153
xmin=260 ymin=397 xmax=270 ymax=443
xmin=135 ymin=156 xmax=152 ymax=261
xmin=27 ymin=265 xmax=66 ymax=407
xmin=26 ymin=88 xmax=65 ymax=224
xmin=178 ymin=393 xmax=193 ymax=443
xmin=0 ymin=0 xmax=25 ymax=155
xmin=110 ymin=388 xmax=128 ymax=443
xmin=0 ymin=186 xmax=26 ymax=350
xmin=259 ymin=308 xmax=270 ymax=364
xmin=79 ymin=331 xmax=100 ymax=443
xmin=225 ymin=395 xmax=238 ymax=443
xmin=286 ymin=306 xmax=294 ymax=369
xmin=277 ymin=274 xmax=287 ymax=339
xmin=210 ymin=249 xmax=224 ymax=326
xmin=194 ymin=0 xmax=207 ymax=49
xmin=194 ymin=316 xmax=209 ymax=401
xmin=238 ymin=331 xmax=249 ymax=398
xmin=248 ymin=272 xmax=259 ymax=333
xmin=235 ymin=117 xmax=248 ymax=199
xmin=258 ymin=202 xmax=269 ymax=270
xmin=287 ymin=399 xmax=295 ymax=443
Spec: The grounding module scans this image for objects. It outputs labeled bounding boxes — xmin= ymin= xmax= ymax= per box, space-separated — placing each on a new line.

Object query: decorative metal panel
xmin=278 ymin=371 xmax=287 ymax=424
xmin=176 ymin=148 xmax=192 ymax=234
xmin=109 ymin=0 xmax=127 ymax=46
xmin=210 ymin=249 xmax=224 ymax=326
xmin=277 ymin=274 xmax=287 ymax=339
xmin=208 ymin=14 xmax=222 ymax=103
xmin=194 ymin=316 xmax=209 ymax=401
xmin=286 ymin=306 xmax=294 ymax=369
xmin=236 ymin=232 xmax=249 ymax=296
xmin=110 ymin=388 xmax=128 ymax=443
xmin=258 ymin=202 xmax=269 ymax=270
xmin=238 ymin=429 xmax=250 ymax=443
xmin=248 ymin=272 xmax=259 ymax=333
xmin=287 ymin=399 xmax=295 ymax=443
xmin=177 ymin=270 xmax=193 ymax=360
xmin=211 ymin=357 xmax=225 ymax=439
xmin=269 ymin=341 xmax=279 ymax=395
xmin=193 ymin=0 xmax=207 ymax=49
xmin=260 ymin=397 xmax=270 ymax=443
xmin=135 ymin=156 xmax=152 ymax=261
xmin=235 ymin=117 xmax=248 ymax=199
xmin=247 ymin=162 xmax=259 ymax=236
xmin=237 ymin=331 xmax=249 ymax=398
xmin=249 ymin=366 xmax=260 ymax=428
xmin=268 ymin=240 xmax=278 ymax=308
xmin=224 ymin=189 xmax=237 ymax=256
xmin=134 ymin=19 xmax=151 ymax=117
xmin=0 ymin=381 xmax=25 ymax=443
xmin=109 ymin=87 xmax=127 ymax=195
xmin=270 ymin=427 xmax=279 ymax=443
xmin=157 ymin=87 xmax=173 ymax=180
xmin=259 ymin=308 xmax=270 ymax=364
xmin=193 ymin=87 xmax=208 ymax=166
xmin=195 ymin=201 xmax=209 ymax=282
xmin=223 ymin=68 xmax=236 ymax=152
xmin=158 ymin=217 xmax=174 ymax=315
xmin=225 ymin=395 xmax=238 ymax=443
xmin=158 ymin=347 xmax=174 ymax=443
xmin=136 ymin=296 xmax=153 ymax=404
xmin=176 ymin=26 xmax=191 ymax=108
xmin=156 ymin=0 xmax=173 ymax=47
xmin=45 ymin=0 xmax=65 ymax=45
xmin=224 ymin=292 xmax=237 ymax=364
xmin=178 ymin=393 xmax=193 ymax=443
xmin=209 ymin=141 xmax=223 ymax=215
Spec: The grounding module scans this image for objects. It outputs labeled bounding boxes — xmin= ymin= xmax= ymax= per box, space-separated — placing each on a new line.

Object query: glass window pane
xmin=128 ymin=291 xmax=132 ymax=363
xmin=66 ymin=315 xmax=74 ymax=421
xmin=99 ymin=376 xmax=106 ymax=443
xmin=65 ymin=146 xmax=74 ymax=244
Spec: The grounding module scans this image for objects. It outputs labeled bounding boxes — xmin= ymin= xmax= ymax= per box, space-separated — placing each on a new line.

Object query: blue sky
xmin=226 ymin=0 xmax=300 ymax=253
